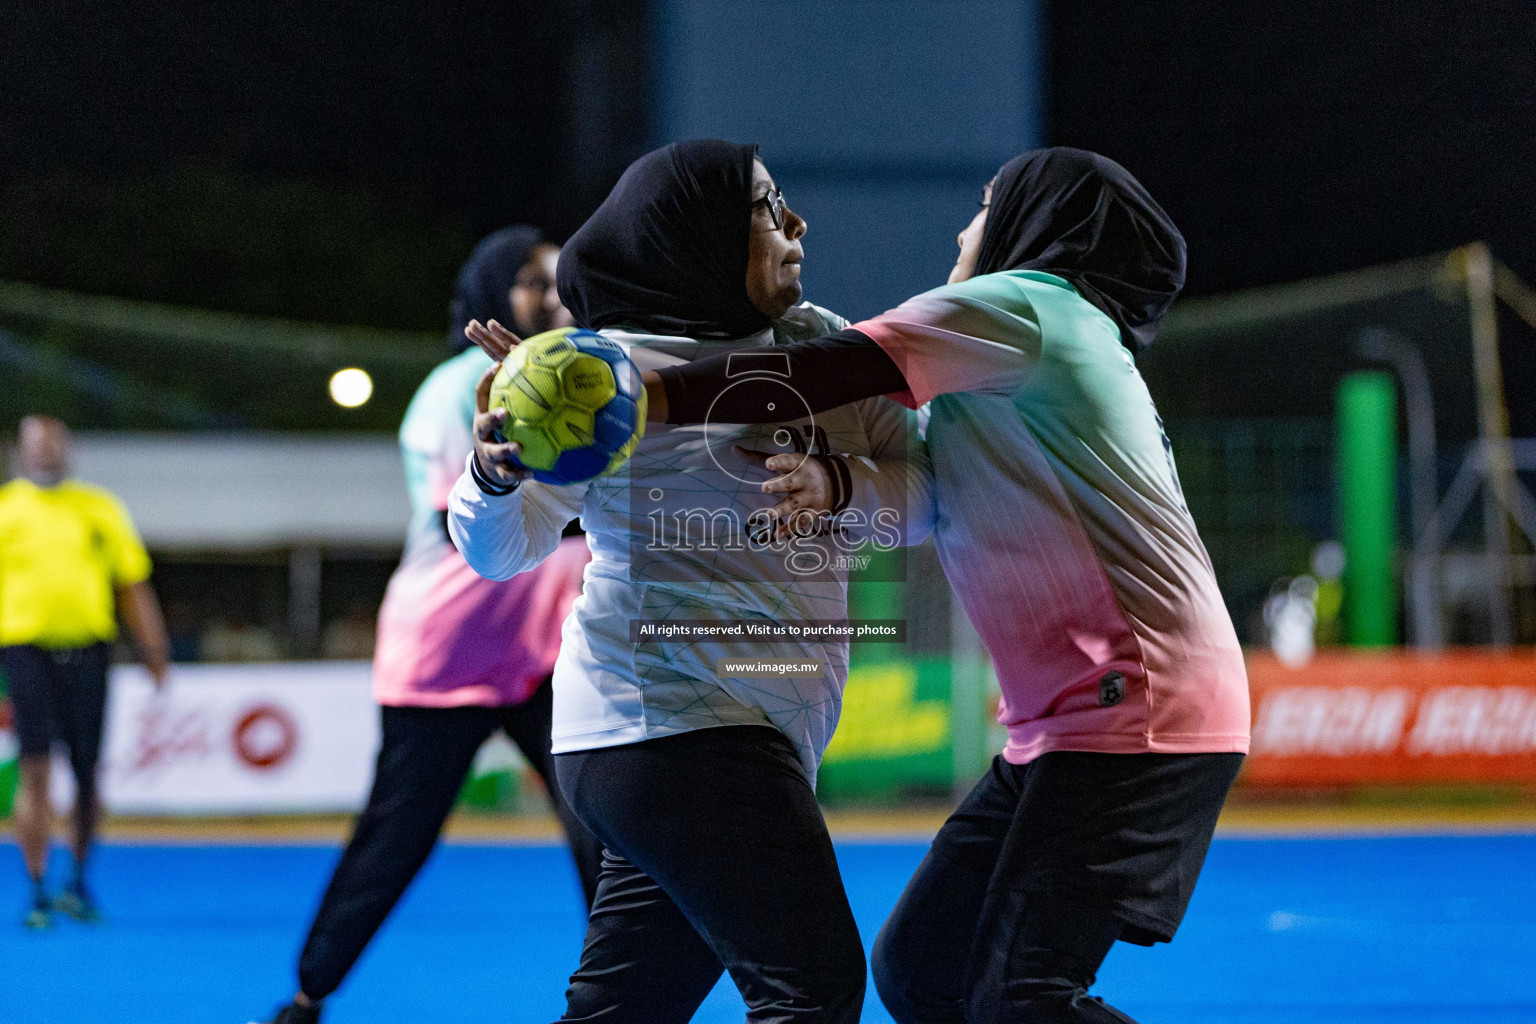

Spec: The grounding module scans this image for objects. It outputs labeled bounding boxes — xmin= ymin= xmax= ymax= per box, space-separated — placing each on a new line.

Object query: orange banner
xmin=1243 ymin=650 xmax=1536 ymax=787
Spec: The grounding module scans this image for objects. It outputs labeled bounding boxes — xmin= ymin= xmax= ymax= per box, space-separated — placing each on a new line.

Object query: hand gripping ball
xmin=487 ymin=327 xmax=648 ymax=485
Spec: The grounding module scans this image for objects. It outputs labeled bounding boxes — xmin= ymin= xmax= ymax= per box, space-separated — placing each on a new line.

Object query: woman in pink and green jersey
xmin=647 ymin=148 xmax=1250 ymax=1024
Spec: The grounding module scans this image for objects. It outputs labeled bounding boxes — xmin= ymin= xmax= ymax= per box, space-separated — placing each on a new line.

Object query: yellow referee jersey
xmin=0 ymin=478 xmax=152 ymax=648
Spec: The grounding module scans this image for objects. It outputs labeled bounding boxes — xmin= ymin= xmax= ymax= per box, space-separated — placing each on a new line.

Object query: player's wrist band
xmin=811 ymin=454 xmax=853 ymax=515
xmin=471 ymin=455 xmax=520 ymax=496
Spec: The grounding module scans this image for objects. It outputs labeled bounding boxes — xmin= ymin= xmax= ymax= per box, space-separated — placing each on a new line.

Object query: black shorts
xmin=2 ymin=644 xmax=111 ymax=766
xmin=937 ymin=750 xmax=1242 ymax=944
xmin=874 ymin=751 xmax=1243 ymax=1022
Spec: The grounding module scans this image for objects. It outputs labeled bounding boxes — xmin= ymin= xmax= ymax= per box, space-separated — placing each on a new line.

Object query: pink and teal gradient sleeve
xmin=851 ymin=276 xmax=1045 ymax=409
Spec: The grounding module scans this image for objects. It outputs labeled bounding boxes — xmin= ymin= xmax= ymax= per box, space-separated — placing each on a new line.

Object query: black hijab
xmin=448 ymin=225 xmax=544 ymax=353
xmin=975 ymin=147 xmax=1186 ymax=355
xmin=557 ymin=140 xmax=768 ymax=339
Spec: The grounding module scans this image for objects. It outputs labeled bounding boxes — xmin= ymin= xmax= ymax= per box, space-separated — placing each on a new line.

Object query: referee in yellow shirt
xmin=1 ymin=416 xmax=170 ymax=929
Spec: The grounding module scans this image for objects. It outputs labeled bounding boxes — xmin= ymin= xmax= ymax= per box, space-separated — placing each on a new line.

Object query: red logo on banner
xmin=232 ymin=704 xmax=299 ymax=770
xmin=132 ymin=703 xmax=214 ymax=772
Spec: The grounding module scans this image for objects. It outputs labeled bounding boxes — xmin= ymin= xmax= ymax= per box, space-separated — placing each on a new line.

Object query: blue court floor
xmin=2 ymin=835 xmax=1534 ymax=1023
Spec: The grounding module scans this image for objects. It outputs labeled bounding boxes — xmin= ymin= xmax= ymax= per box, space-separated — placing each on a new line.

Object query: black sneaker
xmin=251 ymin=1002 xmax=322 ymax=1024
xmin=23 ymin=902 xmax=52 ymax=930
xmin=52 ymin=885 xmax=102 ymax=924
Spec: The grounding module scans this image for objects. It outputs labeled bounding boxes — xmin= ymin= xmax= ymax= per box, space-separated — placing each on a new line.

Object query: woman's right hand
xmin=464 ymin=318 xmax=523 ymax=361
xmin=472 ymin=363 xmax=529 ymax=490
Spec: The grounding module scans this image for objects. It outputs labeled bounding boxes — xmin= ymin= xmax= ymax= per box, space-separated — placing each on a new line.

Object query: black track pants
xmin=554 ymin=726 xmax=866 ymax=1024
xmin=296 ymin=683 xmax=602 ymax=1001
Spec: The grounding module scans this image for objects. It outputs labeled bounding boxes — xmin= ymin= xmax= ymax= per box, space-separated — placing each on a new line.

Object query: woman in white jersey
xmin=448 ymin=140 xmax=928 ymax=1024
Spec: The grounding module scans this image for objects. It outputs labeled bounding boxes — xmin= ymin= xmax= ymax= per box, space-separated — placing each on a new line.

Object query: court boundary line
xmin=6 ymin=803 xmax=1536 ymax=845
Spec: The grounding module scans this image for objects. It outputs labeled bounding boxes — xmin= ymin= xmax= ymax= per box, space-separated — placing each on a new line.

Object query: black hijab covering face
xmin=557 ymin=140 xmax=769 ymax=339
xmin=448 ymin=225 xmax=544 ymax=353
xmin=975 ymin=147 xmax=1186 ymax=355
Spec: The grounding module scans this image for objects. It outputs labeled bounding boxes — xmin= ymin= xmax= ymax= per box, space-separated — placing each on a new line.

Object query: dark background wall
xmin=652 ymin=0 xmax=1041 ymax=322
xmin=1047 ymin=0 xmax=1536 ymax=296
xmin=1046 ymin=0 xmax=1536 ymax=435
xmin=2 ymin=0 xmax=1532 ymax=362
xmin=0 ymin=0 xmax=649 ymax=331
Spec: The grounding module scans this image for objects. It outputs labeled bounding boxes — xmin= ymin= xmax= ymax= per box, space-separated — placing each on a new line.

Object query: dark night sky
xmin=0 ymin=0 xmax=632 ymax=329
xmin=2 ymin=0 xmax=1533 ymax=339
xmin=1 ymin=2 xmax=559 ymax=206
xmin=1048 ymin=0 xmax=1536 ymax=296
xmin=1050 ymin=1 xmax=1536 ymax=434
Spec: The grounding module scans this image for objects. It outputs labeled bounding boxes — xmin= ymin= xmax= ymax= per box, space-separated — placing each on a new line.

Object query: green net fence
xmin=0 ymin=279 xmax=443 ymax=432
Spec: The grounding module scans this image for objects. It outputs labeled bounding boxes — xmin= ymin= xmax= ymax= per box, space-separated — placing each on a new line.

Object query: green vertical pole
xmin=1338 ymin=371 xmax=1398 ymax=646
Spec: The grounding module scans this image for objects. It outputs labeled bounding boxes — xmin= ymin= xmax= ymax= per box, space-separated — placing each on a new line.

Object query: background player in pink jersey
xmin=647 ymin=149 xmax=1249 ymax=1024
xmin=258 ymin=227 xmax=600 ymax=1024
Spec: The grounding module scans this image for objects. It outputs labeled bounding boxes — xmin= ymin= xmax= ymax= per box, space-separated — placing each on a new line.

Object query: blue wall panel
xmin=652 ymin=0 xmax=1042 ymax=320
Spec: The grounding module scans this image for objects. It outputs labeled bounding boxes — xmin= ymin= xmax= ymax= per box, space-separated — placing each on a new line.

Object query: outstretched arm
xmin=648 ymin=281 xmax=1042 ymax=425
xmin=646 ymin=329 xmax=910 ymax=425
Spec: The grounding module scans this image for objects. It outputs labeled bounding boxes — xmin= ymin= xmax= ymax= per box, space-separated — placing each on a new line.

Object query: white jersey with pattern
xmin=448 ymin=303 xmax=931 ymax=781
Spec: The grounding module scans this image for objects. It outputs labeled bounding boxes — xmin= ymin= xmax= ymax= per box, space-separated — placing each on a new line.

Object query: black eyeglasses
xmin=752 ymin=186 xmax=787 ymax=231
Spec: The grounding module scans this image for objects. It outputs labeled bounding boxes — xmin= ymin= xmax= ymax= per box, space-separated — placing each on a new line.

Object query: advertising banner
xmin=0 ymin=661 xmax=534 ymax=817
xmin=9 ymin=650 xmax=1533 ymax=812
xmin=87 ymin=662 xmax=381 ymax=814
xmin=1245 ymin=650 xmax=1536 ymax=786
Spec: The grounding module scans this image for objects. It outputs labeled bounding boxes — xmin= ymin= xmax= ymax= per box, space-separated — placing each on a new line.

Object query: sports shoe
xmin=251 ymin=1002 xmax=322 ymax=1024
xmin=52 ymin=885 xmax=102 ymax=924
xmin=23 ymin=903 xmax=52 ymax=930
